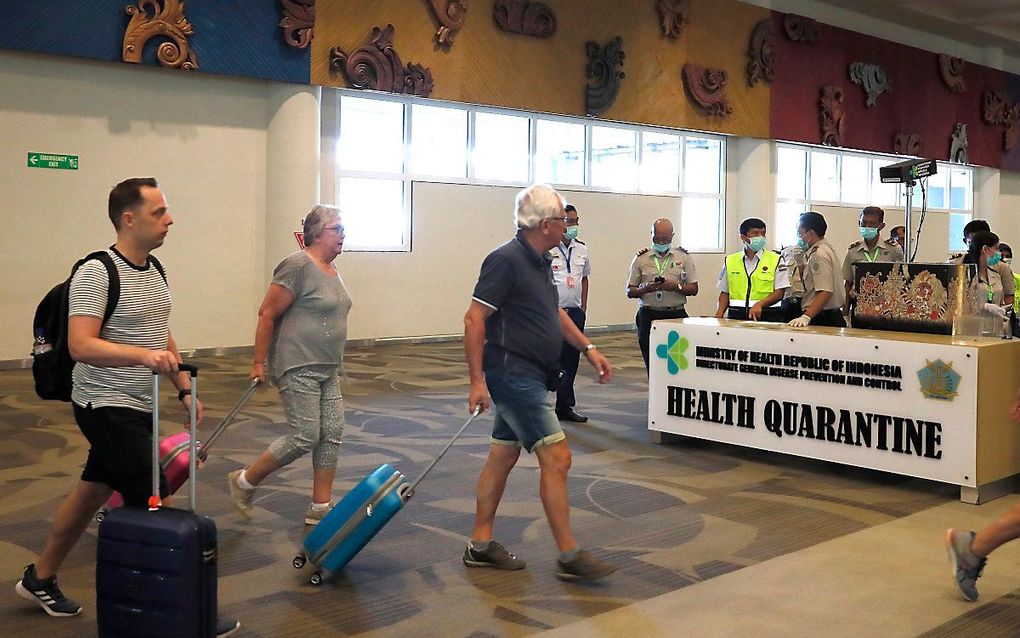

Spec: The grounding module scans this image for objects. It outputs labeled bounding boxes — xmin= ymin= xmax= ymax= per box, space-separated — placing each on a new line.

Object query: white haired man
xmin=462 ymin=184 xmax=617 ymax=581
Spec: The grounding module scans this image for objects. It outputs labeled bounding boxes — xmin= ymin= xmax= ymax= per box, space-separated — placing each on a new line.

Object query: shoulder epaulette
xmin=885 ymin=238 xmax=898 ymax=245
xmin=848 ymin=239 xmax=863 ymax=249
xmin=574 ymin=239 xmax=586 ymax=245
xmin=675 ymin=246 xmax=689 ymax=254
xmin=636 ymin=248 xmax=650 ymax=256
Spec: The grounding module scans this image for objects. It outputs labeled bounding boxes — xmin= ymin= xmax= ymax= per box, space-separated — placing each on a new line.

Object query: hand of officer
xmin=984 ymin=303 xmax=1008 ymax=319
xmin=142 ymin=350 xmax=180 ymax=375
xmin=468 ymin=380 xmax=490 ymax=414
xmin=585 ymin=348 xmax=613 ymax=383
xmin=788 ymin=314 xmax=812 ymax=328
xmin=748 ymin=302 xmax=763 ymax=321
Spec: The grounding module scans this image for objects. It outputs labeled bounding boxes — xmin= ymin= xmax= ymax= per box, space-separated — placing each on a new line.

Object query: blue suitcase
xmin=294 ymin=408 xmax=480 ymax=584
xmin=96 ymin=365 xmax=218 ymax=637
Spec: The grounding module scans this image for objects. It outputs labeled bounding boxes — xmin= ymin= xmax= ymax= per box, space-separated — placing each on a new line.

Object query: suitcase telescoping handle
xmin=199 ymin=377 xmax=261 ymax=455
xmin=404 ymin=406 xmax=482 ymax=499
xmin=150 ymin=363 xmax=199 ymax=511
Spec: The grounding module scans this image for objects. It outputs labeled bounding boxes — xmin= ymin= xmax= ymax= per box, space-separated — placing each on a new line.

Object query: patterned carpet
xmin=0 ymin=333 xmax=963 ymax=637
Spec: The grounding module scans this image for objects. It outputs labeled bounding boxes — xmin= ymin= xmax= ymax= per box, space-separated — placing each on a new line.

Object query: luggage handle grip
xmin=152 ymin=362 xmax=198 ymax=376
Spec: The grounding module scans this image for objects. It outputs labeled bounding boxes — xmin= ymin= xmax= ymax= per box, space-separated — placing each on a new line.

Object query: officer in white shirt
xmin=550 ymin=204 xmax=592 ymax=423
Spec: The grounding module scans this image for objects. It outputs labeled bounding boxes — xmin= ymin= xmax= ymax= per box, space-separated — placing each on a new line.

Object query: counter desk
xmin=648 ymin=318 xmax=1020 ymax=503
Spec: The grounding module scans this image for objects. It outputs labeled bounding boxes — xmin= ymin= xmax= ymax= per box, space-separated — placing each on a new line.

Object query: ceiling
xmin=811 ymin=0 xmax=1020 ymax=63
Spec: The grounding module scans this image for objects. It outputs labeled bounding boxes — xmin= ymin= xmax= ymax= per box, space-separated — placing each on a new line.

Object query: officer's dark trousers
xmin=726 ymin=305 xmax=784 ymax=322
xmin=556 ymin=306 xmax=585 ymax=414
xmin=811 ymin=308 xmax=847 ymax=328
xmin=637 ymin=306 xmax=688 ymax=375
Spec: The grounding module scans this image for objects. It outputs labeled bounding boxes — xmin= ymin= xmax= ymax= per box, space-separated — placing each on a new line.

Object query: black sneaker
xmin=556 ymin=550 xmax=617 ymax=582
xmin=14 ymin=564 xmax=82 ymax=617
xmin=217 ymin=616 xmax=241 ymax=637
xmin=462 ymin=541 xmax=526 ymax=570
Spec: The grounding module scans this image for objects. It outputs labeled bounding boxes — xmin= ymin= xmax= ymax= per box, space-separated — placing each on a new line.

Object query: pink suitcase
xmin=97 ymin=378 xmax=260 ymax=520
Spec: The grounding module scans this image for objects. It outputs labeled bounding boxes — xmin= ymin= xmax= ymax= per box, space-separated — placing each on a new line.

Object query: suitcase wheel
xmin=292 ymin=554 xmax=307 ymax=569
xmin=95 ymin=509 xmax=107 ymax=523
xmin=309 ymin=570 xmax=323 ymax=586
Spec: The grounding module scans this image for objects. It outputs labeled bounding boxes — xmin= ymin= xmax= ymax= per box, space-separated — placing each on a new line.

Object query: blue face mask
xmin=860 ymin=227 xmax=879 ymax=241
xmin=564 ymin=226 xmax=579 ymax=241
xmin=746 ymin=236 xmax=767 ymax=252
xmin=796 ymin=237 xmax=809 ymax=251
xmin=652 ymin=241 xmax=671 ymax=253
xmin=987 ymin=251 xmax=1003 ymax=266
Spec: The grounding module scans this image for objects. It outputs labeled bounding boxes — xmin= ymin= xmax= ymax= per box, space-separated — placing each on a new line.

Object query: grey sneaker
xmin=556 ymin=550 xmax=617 ymax=582
xmin=945 ymin=528 xmax=986 ymax=601
xmin=227 ymin=469 xmax=255 ymax=518
xmin=14 ymin=564 xmax=82 ymax=617
xmin=304 ymin=502 xmax=334 ymax=525
xmin=462 ymin=541 xmax=527 ymax=570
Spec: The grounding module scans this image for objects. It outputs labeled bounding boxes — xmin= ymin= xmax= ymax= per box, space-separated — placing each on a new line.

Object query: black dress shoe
xmin=557 ymin=409 xmax=589 ymax=423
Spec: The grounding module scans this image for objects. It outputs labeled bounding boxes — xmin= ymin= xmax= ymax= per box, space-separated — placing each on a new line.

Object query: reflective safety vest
xmin=726 ymin=250 xmax=781 ymax=307
xmin=1014 ymin=272 xmax=1020 ymax=315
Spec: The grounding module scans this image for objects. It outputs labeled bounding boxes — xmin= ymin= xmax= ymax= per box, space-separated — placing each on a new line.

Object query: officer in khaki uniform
xmin=715 ymin=217 xmax=789 ymax=322
xmin=842 ymin=206 xmax=904 ymax=325
xmin=949 ymin=219 xmax=1016 ymax=307
xmin=780 ymin=244 xmax=805 ymax=322
xmin=627 ymin=218 xmax=698 ymax=373
xmin=789 ymin=211 xmax=846 ymax=328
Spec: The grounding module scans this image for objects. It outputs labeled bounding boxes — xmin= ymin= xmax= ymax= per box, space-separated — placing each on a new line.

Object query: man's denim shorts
xmin=485 ymin=369 xmax=566 ymax=453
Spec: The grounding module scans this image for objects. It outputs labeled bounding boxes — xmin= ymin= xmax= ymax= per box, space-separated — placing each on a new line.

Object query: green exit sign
xmin=27 ymin=152 xmax=78 ymax=170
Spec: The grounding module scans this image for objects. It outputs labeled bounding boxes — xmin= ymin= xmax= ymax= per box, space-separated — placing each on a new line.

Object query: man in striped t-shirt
xmin=15 ymin=179 xmax=240 ymax=635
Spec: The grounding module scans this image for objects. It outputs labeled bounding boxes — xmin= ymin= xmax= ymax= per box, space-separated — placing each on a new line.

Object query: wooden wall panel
xmin=311 ymin=0 xmax=771 ymax=138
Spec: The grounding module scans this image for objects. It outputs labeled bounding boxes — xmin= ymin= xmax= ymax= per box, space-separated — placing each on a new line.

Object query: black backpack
xmin=32 ymin=250 xmax=165 ymax=401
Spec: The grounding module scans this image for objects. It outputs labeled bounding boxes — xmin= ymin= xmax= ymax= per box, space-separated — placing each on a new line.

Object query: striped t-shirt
xmin=69 ymin=247 xmax=172 ymax=412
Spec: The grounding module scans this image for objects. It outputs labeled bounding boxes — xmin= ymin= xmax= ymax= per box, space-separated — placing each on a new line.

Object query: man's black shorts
xmin=74 ymin=402 xmax=169 ymax=508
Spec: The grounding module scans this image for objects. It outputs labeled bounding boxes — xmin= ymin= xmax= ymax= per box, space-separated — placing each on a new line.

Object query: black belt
xmin=640 ymin=306 xmax=685 ymax=312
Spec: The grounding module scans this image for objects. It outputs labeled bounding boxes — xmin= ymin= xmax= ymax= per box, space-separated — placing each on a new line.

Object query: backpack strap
xmin=73 ymin=251 xmax=120 ymax=326
xmin=148 ymin=254 xmax=168 ymax=284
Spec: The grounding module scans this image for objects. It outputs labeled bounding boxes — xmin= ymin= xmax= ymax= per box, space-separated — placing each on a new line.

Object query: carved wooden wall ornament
xmin=656 ymin=0 xmax=691 ymax=40
xmin=425 ymin=0 xmax=467 ymax=47
xmin=585 ymin=37 xmax=625 ymax=117
xmin=123 ymin=0 xmax=197 ymax=69
xmin=893 ymin=133 xmax=922 ymax=156
xmin=783 ymin=14 xmax=818 ymax=44
xmin=746 ymin=19 xmax=774 ymax=86
xmin=848 ymin=62 xmax=890 ymax=107
xmin=681 ymin=64 xmax=732 ymax=117
xmin=493 ymin=0 xmax=556 ymax=38
xmin=819 ymin=86 xmax=845 ymax=146
xmin=982 ymin=91 xmax=1020 ymax=151
xmin=279 ymin=0 xmax=315 ymax=49
xmin=937 ymin=54 xmax=966 ymax=93
xmin=329 ymin=25 xmax=434 ymax=97
xmin=950 ymin=123 xmax=969 ymax=164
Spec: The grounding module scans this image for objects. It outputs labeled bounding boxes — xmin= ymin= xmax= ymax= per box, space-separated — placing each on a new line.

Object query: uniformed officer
xmin=789 ymin=211 xmax=846 ymax=328
xmin=780 ymin=243 xmax=805 ymax=322
xmin=627 ymin=218 xmax=698 ymax=374
xmin=999 ymin=243 xmax=1020 ymax=315
xmin=888 ymin=225 xmax=905 ymax=250
xmin=842 ymin=206 xmax=904 ymax=324
xmin=714 ymin=217 xmax=789 ymax=322
xmin=550 ymin=204 xmax=591 ymax=423
xmin=949 ymin=219 xmax=1016 ymax=307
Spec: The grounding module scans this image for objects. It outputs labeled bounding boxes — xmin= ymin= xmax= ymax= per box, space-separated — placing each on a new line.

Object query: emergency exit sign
xmin=27 ymin=152 xmax=78 ymax=170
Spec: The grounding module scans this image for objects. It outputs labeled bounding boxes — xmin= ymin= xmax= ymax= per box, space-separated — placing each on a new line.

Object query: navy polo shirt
xmin=472 ymin=230 xmax=562 ymax=380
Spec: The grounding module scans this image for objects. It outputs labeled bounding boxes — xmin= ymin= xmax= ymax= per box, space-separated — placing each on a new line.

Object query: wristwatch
xmin=178 ymin=388 xmax=192 ymax=402
xmin=584 ymin=344 xmax=597 ymax=352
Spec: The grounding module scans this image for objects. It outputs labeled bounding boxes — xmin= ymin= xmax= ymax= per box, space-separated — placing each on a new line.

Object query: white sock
xmin=311 ymin=501 xmax=331 ymax=511
xmin=236 ymin=470 xmax=255 ymax=490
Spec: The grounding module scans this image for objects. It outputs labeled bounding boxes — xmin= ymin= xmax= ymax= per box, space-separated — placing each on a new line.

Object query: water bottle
xmin=32 ymin=328 xmax=53 ymax=356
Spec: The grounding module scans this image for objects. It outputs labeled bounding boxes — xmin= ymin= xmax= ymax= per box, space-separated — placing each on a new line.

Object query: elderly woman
xmin=228 ymin=204 xmax=352 ymax=525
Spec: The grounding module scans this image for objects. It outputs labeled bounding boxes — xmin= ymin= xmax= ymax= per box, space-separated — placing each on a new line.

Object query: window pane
xmin=590 ymin=126 xmax=636 ymax=190
xmin=535 ymin=119 xmax=585 ymax=185
xmin=950 ymin=168 xmax=972 ymax=210
xmin=913 ymin=167 xmax=948 ymax=209
xmin=338 ymin=96 xmax=404 ymax=174
xmin=640 ymin=131 xmax=681 ymax=192
xmin=871 ymin=159 xmax=902 ymax=207
xmin=681 ymin=197 xmax=722 ymax=250
xmin=410 ymin=104 xmax=467 ymax=178
xmin=684 ymin=137 xmax=721 ymax=193
xmin=810 ymin=151 xmax=839 ymax=202
xmin=948 ymin=213 xmax=970 ymax=252
xmin=775 ymin=200 xmax=807 ymax=249
xmin=337 ymin=177 xmax=406 ymax=250
xmin=474 ymin=112 xmax=529 ymax=182
xmin=777 ymin=146 xmax=807 ymax=199
xmin=840 ymin=155 xmax=869 ymax=204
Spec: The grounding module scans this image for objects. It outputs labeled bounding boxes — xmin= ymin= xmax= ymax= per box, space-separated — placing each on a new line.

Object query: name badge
xmin=566 ymin=275 xmax=576 ymax=289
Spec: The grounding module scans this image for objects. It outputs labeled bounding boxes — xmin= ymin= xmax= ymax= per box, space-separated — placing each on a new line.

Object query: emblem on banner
xmin=655 ymin=330 xmax=689 ymax=374
xmin=917 ymin=359 xmax=960 ymax=401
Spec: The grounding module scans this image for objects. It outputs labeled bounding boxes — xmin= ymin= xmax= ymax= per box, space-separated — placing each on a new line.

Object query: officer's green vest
xmin=726 ymin=250 xmax=780 ymax=305
xmin=1013 ymin=272 xmax=1020 ymax=315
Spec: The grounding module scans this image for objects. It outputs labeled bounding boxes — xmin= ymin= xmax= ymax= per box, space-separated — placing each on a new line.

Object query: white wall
xmin=0 ymin=50 xmax=268 ymax=360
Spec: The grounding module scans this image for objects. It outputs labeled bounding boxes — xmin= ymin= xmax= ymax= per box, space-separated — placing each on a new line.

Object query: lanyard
xmin=979 ymin=276 xmax=994 ymax=302
xmin=558 ymin=243 xmax=572 ymax=273
xmin=652 ymin=253 xmax=671 ymax=277
xmin=862 ymin=246 xmax=881 ymax=262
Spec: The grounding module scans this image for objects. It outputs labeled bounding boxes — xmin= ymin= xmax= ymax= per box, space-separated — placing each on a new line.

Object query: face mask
xmin=652 ymin=241 xmax=671 ymax=253
xmin=859 ymin=227 xmax=879 ymax=241
xmin=564 ymin=226 xmax=579 ymax=241
xmin=745 ymin=236 xmax=767 ymax=252
xmin=796 ymin=237 xmax=809 ymax=251
xmin=987 ymin=251 xmax=1003 ymax=266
